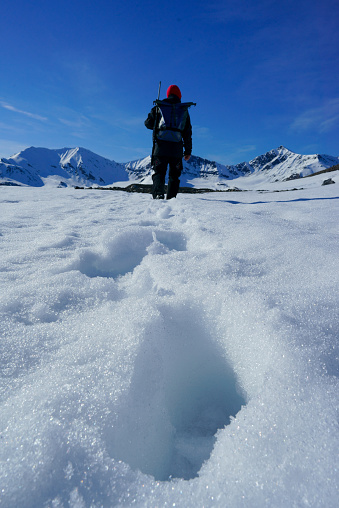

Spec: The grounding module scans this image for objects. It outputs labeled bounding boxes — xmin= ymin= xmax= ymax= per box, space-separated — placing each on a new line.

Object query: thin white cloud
xmin=55 ymin=106 xmax=93 ymax=140
xmin=291 ymin=98 xmax=339 ymax=133
xmin=0 ymin=101 xmax=47 ymax=122
xmin=58 ymin=116 xmax=91 ymax=129
xmin=121 ymin=117 xmax=146 ymax=128
xmin=0 ymin=139 xmax=28 ymax=158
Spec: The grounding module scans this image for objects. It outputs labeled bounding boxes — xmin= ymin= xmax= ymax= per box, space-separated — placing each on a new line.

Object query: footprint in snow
xmin=106 ymin=303 xmax=246 ymax=481
xmin=70 ymin=228 xmax=187 ymax=279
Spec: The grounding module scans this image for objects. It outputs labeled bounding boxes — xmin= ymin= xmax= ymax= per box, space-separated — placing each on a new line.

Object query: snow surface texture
xmin=0 ymin=174 xmax=338 ymax=507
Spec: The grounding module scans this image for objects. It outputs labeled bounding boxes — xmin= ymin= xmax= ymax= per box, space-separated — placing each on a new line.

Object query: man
xmin=145 ymin=84 xmax=193 ymax=200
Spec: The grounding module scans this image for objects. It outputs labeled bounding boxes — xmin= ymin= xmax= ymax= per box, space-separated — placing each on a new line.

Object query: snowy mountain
xmin=244 ymin=145 xmax=339 ymax=180
xmin=0 ymin=147 xmax=127 ymax=187
xmin=128 ymin=146 xmax=339 ymax=188
xmin=0 ymin=145 xmax=338 ymax=188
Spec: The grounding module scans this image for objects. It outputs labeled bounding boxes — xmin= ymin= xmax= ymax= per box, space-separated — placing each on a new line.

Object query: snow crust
xmin=0 ymin=177 xmax=338 ymax=507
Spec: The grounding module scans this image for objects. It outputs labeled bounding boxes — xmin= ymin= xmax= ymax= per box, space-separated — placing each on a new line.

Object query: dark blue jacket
xmin=145 ymin=95 xmax=192 ymax=159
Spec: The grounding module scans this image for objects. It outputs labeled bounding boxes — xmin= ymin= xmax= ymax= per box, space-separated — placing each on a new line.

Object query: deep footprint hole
xmin=106 ymin=305 xmax=246 ymax=481
xmin=74 ymin=229 xmax=187 ymax=279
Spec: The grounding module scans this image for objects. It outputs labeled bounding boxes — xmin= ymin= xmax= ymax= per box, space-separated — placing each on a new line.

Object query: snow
xmin=0 ymin=175 xmax=338 ymax=507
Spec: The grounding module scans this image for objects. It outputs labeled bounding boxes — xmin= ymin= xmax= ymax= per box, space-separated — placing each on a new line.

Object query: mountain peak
xmin=272 ymin=145 xmax=296 ymax=155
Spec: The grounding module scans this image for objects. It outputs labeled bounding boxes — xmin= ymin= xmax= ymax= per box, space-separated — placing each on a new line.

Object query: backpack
xmin=154 ymin=100 xmax=195 ymax=142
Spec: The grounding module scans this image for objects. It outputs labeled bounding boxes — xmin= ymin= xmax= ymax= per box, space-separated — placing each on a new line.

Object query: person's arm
xmin=182 ymin=113 xmax=192 ymax=160
xmin=144 ymin=107 xmax=156 ymax=130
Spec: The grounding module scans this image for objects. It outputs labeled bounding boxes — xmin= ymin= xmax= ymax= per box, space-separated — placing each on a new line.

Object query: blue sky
xmin=1 ymin=0 xmax=338 ymax=164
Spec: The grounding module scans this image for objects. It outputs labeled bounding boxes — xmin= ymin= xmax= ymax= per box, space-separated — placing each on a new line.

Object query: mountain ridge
xmin=1 ymin=145 xmax=338 ymax=188
xmin=126 ymin=146 xmax=339 ymax=188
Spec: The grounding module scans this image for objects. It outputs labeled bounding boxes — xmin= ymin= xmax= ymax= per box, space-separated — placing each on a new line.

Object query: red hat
xmin=167 ymin=84 xmax=182 ymax=99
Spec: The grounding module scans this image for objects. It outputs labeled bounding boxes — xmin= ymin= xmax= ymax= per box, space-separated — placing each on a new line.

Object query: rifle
xmin=151 ymin=81 xmax=161 ymax=166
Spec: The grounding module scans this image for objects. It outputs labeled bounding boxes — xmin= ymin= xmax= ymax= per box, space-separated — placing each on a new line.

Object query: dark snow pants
xmin=152 ymin=156 xmax=183 ymax=199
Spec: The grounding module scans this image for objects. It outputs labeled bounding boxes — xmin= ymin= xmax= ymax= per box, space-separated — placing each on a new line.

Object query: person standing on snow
xmin=145 ymin=84 xmax=193 ymax=200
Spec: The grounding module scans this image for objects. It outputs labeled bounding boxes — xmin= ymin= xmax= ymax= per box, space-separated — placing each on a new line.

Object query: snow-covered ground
xmin=1 ymin=174 xmax=338 ymax=507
